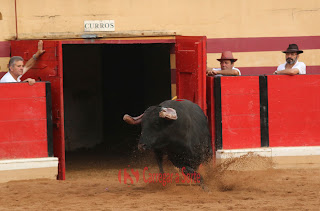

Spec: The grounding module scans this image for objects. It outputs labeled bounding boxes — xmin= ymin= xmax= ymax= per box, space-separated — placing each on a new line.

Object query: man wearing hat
xmin=274 ymin=44 xmax=306 ymax=75
xmin=206 ymin=51 xmax=241 ymax=76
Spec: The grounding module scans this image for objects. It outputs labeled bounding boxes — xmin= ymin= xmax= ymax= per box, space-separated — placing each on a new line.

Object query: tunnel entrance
xmin=62 ymin=43 xmax=173 ymax=160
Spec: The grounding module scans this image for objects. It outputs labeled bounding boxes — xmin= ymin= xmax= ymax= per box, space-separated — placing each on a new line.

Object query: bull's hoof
xmin=201 ymin=183 xmax=211 ymax=193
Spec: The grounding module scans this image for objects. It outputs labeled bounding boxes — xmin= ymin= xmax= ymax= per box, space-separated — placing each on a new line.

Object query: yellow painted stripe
xmin=0 ymin=57 xmax=9 ymax=72
xmin=170 ymin=54 xmax=176 ymax=69
xmin=171 ymin=84 xmax=176 ymax=98
xmin=207 ymin=49 xmax=320 ymax=67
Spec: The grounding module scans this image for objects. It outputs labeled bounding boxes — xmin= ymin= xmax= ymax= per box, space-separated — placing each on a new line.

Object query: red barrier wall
xmin=0 ymin=82 xmax=49 ymax=159
xmin=220 ymin=76 xmax=261 ymax=149
xmin=268 ymin=75 xmax=320 ymax=147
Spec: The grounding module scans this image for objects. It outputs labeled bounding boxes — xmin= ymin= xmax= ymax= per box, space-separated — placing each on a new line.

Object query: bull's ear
xmin=123 ymin=113 xmax=144 ymax=124
xmin=159 ymin=107 xmax=178 ymax=120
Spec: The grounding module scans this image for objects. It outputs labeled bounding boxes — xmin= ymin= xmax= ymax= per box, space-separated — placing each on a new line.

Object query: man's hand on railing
xmin=23 ymin=78 xmax=36 ymax=85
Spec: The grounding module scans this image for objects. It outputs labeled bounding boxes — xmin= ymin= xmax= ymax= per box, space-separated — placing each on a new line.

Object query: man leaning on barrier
xmin=206 ymin=51 xmax=241 ymax=76
xmin=0 ymin=40 xmax=45 ymax=85
xmin=274 ymin=44 xmax=306 ymax=75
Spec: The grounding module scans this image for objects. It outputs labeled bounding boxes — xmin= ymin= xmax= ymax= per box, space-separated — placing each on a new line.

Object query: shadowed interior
xmin=62 ymin=43 xmax=172 ymax=159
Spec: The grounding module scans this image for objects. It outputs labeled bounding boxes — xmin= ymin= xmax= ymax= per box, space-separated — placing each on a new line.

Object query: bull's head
xmin=123 ymin=107 xmax=178 ymax=150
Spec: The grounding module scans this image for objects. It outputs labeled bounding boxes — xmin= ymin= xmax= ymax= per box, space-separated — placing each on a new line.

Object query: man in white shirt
xmin=0 ymin=40 xmax=45 ymax=85
xmin=274 ymin=44 xmax=306 ymax=75
xmin=206 ymin=51 xmax=241 ymax=76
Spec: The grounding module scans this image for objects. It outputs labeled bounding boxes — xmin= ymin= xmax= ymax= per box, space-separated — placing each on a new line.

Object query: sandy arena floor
xmin=0 ymin=152 xmax=319 ymax=211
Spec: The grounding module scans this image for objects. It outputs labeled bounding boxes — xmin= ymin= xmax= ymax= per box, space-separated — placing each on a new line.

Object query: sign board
xmin=84 ymin=20 xmax=115 ymax=32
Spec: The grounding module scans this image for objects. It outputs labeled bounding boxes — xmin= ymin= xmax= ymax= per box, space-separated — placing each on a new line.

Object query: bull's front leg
xmin=154 ymin=150 xmax=164 ymax=174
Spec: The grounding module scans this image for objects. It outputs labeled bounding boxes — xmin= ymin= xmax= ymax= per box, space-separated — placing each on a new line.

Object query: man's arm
xmin=274 ymin=68 xmax=299 ymax=75
xmin=213 ymin=68 xmax=240 ymax=76
xmin=23 ymin=40 xmax=45 ymax=75
xmin=207 ymin=67 xmax=240 ymax=76
xmin=206 ymin=67 xmax=215 ymax=76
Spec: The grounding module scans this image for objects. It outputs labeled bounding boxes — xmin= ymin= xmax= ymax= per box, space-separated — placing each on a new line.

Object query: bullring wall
xmin=207 ymin=75 xmax=320 ymax=150
xmin=0 ymin=82 xmax=53 ymax=159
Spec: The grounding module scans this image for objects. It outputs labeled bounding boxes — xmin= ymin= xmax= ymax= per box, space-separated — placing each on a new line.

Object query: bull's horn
xmin=159 ymin=107 xmax=178 ymax=120
xmin=123 ymin=113 xmax=144 ymax=125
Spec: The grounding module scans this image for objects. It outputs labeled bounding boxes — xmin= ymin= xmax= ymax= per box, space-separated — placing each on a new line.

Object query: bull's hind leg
xmin=154 ymin=150 xmax=164 ymax=174
xmin=181 ymin=166 xmax=210 ymax=192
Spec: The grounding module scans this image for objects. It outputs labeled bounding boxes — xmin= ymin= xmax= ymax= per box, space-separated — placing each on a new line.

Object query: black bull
xmin=123 ymin=100 xmax=213 ymax=189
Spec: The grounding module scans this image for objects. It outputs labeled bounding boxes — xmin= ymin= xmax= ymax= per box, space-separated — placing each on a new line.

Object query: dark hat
xmin=217 ymin=51 xmax=237 ymax=62
xmin=282 ymin=44 xmax=303 ymax=54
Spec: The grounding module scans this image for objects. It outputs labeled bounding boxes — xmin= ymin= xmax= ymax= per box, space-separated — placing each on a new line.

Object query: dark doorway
xmin=62 ymin=43 xmax=172 ymax=157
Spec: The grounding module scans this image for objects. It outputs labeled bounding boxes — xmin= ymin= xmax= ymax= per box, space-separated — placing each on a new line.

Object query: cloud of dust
xmin=200 ymin=152 xmax=275 ymax=192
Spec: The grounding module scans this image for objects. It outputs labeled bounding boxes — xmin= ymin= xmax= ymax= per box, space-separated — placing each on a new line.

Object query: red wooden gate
xmin=11 ymin=40 xmax=65 ymax=179
xmin=175 ymin=36 xmax=207 ymax=113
